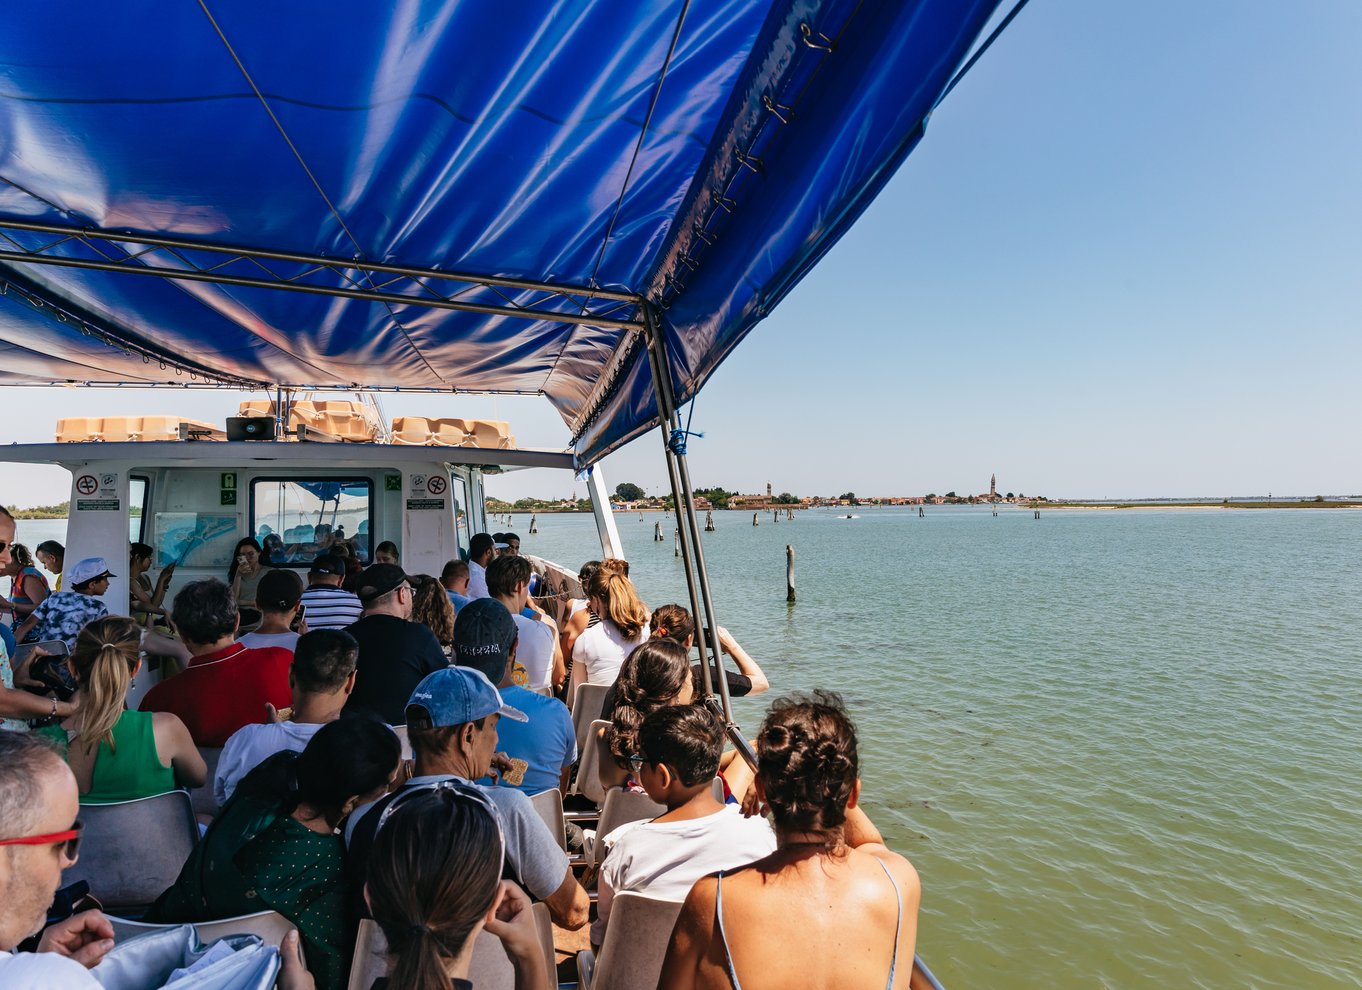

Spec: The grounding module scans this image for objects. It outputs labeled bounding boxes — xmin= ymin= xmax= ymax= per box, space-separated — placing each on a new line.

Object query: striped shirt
xmin=299 ymin=584 xmax=364 ymax=630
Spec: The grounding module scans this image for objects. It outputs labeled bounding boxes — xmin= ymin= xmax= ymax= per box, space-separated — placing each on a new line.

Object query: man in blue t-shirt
xmin=453 ymin=598 xmax=576 ymax=795
xmin=440 ymin=559 xmax=473 ymax=614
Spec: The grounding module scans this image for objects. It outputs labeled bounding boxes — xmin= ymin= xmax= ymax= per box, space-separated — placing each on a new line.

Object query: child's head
xmin=635 ymin=703 xmax=724 ymax=807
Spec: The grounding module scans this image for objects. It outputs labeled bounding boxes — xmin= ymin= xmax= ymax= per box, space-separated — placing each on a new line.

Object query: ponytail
xmin=368 ymin=789 xmax=504 ymax=990
xmin=588 ymin=562 xmax=647 ymax=640
xmin=70 ymin=617 xmax=141 ymax=751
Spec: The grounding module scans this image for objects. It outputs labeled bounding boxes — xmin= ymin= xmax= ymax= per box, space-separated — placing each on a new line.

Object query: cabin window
xmin=249 ymin=477 xmax=374 ymax=568
xmin=452 ymin=473 xmax=470 ymax=553
xmin=128 ymin=475 xmax=149 ymax=543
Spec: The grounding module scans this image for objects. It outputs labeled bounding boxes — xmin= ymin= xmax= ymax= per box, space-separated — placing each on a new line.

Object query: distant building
xmin=990 ymin=473 xmax=997 ymax=500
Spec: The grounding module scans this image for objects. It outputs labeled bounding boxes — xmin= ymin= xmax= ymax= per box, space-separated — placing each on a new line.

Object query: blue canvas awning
xmin=0 ymin=1 xmax=1003 ymax=464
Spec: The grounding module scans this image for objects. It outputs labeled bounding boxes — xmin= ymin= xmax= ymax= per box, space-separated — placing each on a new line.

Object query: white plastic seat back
xmin=578 ymin=893 xmax=682 ymax=990
xmin=590 ymin=788 xmax=664 ymax=869
xmin=393 ymin=724 xmax=412 ymax=760
xmin=64 ymin=790 xmax=198 ymax=912
xmin=529 ymin=788 xmax=566 ymax=851
xmin=349 ymin=902 xmax=555 ymax=990
xmin=191 ymin=747 xmax=222 ymax=818
xmin=570 ymin=683 xmax=610 ymax=780
xmin=576 ymin=719 xmax=613 ymax=807
xmin=108 ymin=909 xmax=295 ymax=947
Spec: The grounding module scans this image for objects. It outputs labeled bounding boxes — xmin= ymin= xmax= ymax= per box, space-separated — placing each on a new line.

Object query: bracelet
xmin=49 ymin=697 xmax=58 ymax=718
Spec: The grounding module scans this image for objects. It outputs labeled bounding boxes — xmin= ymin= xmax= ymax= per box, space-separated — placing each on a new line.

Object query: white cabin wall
xmin=400 ymin=462 xmax=458 ymax=576
xmin=64 ymin=461 xmax=134 ymax=612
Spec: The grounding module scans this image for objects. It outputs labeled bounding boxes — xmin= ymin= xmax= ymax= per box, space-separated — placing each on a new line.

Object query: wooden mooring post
xmin=786 ymin=544 xmax=796 ymax=603
xmin=654 ymin=521 xmax=663 ymax=541
xmin=674 ymin=529 xmax=680 ymax=557
xmin=752 ymin=512 xmax=759 ymax=526
xmin=705 ymin=510 xmax=715 ymax=532
xmin=529 ymin=513 xmax=538 ymax=534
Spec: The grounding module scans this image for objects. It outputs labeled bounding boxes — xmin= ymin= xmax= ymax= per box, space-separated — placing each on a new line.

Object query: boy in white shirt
xmin=591 ymin=703 xmax=776 ymax=947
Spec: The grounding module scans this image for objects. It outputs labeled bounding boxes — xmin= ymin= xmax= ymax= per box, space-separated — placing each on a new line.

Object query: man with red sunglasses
xmin=0 ymin=732 xmax=112 ymax=986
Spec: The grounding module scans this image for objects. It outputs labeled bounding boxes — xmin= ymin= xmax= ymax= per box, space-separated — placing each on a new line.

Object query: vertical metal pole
xmin=641 ymin=317 xmax=714 ymax=699
xmin=641 ymin=304 xmax=744 ymax=743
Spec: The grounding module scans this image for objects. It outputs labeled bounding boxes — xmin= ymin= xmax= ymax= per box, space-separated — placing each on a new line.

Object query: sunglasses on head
xmin=0 ymin=820 xmax=82 ymax=862
xmin=375 ymin=781 xmax=505 ymax=874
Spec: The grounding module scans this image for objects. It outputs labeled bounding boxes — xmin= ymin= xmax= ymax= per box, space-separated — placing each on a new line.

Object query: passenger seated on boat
xmin=147 ymin=716 xmax=401 ymax=990
xmin=557 ymin=559 xmax=601 ymax=696
xmin=345 ymin=667 xmax=590 ymax=933
xmin=0 ymin=510 xmax=76 ymax=730
xmin=215 ymin=628 xmax=359 ymax=806
xmin=227 ymin=537 xmax=272 ymax=610
xmin=650 ymin=603 xmax=771 ymax=701
xmin=488 ymin=555 xmax=561 ymax=692
xmin=2 ymin=542 xmax=51 ymax=618
xmin=300 ymin=555 xmax=364 ymax=630
xmin=138 ymin=579 xmax=293 ymax=747
xmin=409 ymin=574 xmax=456 ymax=658
xmin=35 ymin=540 xmax=65 ymax=593
xmin=340 ymin=564 xmax=447 ymax=726
xmin=260 ymin=532 xmax=286 ymax=565
xmin=441 ymin=559 xmax=472 ymax=613
xmin=601 ymin=639 xmax=693 ymax=794
xmin=14 ymin=556 xmax=112 ymax=650
xmin=238 ymin=569 xmax=305 ymax=653
xmin=0 ymin=732 xmax=117 ymax=985
xmin=365 ymin=788 xmax=547 ymax=990
xmin=373 ymin=541 xmax=400 ymax=567
xmin=659 ymin=692 xmax=921 ymax=990
xmin=453 ymin=598 xmax=575 ymax=796
xmin=36 ymin=616 xmax=206 ymax=803
xmin=466 ymin=533 xmax=495 ymax=600
xmin=592 ymin=704 xmax=776 ymax=948
xmin=571 ymin=559 xmax=649 ymax=688
xmin=128 ymin=541 xmax=173 ymax=626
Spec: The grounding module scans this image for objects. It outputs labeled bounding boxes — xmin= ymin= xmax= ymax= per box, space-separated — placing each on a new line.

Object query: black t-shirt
xmin=342 ymin=614 xmax=448 ymax=724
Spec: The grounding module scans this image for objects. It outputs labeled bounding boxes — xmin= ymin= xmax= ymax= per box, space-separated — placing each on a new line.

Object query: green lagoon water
xmin=17 ymin=507 xmax=1361 ymax=988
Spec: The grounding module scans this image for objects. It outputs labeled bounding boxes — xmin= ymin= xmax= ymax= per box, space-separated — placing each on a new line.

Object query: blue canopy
xmin=0 ymin=1 xmax=1002 ymax=464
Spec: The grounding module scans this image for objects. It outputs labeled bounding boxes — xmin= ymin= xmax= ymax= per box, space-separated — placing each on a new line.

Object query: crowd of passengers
xmin=0 ymin=505 xmax=921 ymax=989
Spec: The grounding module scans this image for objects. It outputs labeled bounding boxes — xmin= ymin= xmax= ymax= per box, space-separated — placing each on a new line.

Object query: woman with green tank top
xmin=37 ymin=616 xmax=206 ymax=802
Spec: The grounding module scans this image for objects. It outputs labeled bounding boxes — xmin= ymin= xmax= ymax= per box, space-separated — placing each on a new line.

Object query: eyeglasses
xmin=627 ymin=753 xmax=654 ymax=775
xmin=0 ymin=820 xmax=82 ymax=862
xmin=0 ymin=541 xmax=9 ymax=554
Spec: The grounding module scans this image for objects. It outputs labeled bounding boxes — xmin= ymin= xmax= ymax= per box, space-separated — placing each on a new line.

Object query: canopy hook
xmin=734 ymin=147 xmax=764 ymax=174
xmin=761 ymin=94 xmax=793 ymax=124
xmin=800 ymin=23 xmax=834 ymax=53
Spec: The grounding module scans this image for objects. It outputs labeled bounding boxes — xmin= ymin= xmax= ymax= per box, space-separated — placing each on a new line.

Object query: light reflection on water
xmin=19 ymin=508 xmax=1362 ymax=988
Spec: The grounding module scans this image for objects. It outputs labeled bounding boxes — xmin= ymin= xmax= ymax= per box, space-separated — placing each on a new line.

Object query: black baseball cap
xmin=357 ymin=563 xmax=408 ymax=604
xmin=309 ymin=554 xmax=346 ymax=576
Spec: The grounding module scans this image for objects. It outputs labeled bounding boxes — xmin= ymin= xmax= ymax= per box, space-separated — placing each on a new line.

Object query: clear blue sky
xmin=3 ymin=1 xmax=1358 ymax=508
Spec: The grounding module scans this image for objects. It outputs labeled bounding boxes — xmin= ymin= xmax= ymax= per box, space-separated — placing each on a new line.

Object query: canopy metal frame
xmin=0 ymin=219 xmax=644 ymax=330
xmin=641 ymin=300 xmax=758 ymax=769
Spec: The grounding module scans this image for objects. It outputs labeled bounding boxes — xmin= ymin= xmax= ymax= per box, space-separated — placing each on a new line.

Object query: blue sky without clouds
xmin=2 ymin=1 xmax=1358 ymax=507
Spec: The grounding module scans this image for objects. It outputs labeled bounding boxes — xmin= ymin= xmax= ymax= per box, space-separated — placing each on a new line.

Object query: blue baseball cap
xmin=405 ymin=667 xmax=527 ymax=729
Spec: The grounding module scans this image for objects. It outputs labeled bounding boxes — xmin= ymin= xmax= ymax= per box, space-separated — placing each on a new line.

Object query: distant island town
xmin=8 ymin=475 xmax=1359 ymax=520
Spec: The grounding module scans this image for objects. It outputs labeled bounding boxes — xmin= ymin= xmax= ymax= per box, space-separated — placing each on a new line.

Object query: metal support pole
xmin=641 ymin=305 xmax=756 ymax=769
xmin=641 ymin=316 xmax=712 ymax=698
